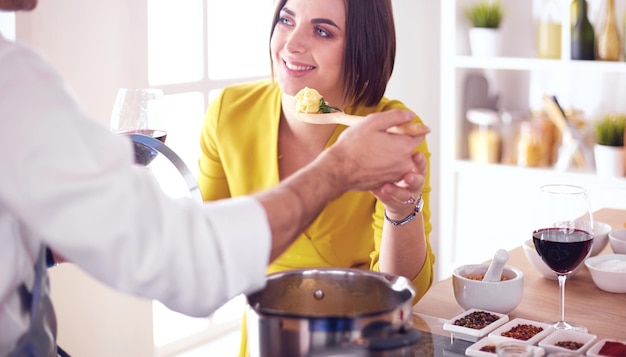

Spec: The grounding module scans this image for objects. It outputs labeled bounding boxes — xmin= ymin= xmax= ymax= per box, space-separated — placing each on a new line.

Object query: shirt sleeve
xmin=0 ymin=38 xmax=271 ymax=317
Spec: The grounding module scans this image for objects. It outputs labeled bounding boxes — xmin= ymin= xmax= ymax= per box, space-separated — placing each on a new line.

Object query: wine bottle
xmin=597 ymin=0 xmax=620 ymax=61
xmin=571 ymin=0 xmax=595 ymax=60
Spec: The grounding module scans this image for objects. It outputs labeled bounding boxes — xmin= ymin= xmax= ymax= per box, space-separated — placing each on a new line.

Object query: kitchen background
xmin=4 ymin=0 xmax=626 ymax=355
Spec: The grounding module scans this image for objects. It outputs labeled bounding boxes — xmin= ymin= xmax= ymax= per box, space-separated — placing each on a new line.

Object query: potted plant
xmin=593 ymin=113 xmax=625 ymax=176
xmin=466 ymin=1 xmax=504 ymax=57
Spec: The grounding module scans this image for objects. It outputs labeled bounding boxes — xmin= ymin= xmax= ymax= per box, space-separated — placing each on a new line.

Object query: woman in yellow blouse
xmin=197 ymin=0 xmax=435 ymax=355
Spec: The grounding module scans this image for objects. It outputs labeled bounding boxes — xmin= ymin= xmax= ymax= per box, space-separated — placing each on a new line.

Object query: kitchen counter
xmin=411 ymin=208 xmax=626 ymax=344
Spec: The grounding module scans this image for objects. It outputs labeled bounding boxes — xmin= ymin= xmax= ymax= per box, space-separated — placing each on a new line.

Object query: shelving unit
xmin=438 ymin=0 xmax=626 ymax=279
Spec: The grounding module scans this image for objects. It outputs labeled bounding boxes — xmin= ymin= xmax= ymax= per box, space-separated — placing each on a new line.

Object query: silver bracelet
xmin=384 ymin=193 xmax=423 ymax=226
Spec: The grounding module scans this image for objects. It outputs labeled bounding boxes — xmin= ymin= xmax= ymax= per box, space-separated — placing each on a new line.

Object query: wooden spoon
xmin=296 ymin=112 xmax=430 ymax=137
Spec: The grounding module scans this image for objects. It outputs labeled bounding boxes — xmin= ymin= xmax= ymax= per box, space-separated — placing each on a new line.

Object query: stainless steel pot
xmin=246 ymin=268 xmax=421 ymax=357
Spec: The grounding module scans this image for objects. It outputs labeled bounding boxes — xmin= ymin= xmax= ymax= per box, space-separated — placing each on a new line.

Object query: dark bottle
xmin=571 ymin=0 xmax=595 ymax=60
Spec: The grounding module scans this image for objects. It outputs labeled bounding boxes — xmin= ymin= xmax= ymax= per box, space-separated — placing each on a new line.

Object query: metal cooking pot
xmin=246 ymin=268 xmax=421 ymax=357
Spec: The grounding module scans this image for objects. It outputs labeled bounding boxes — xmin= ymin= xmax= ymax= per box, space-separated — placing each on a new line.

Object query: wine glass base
xmin=552 ymin=320 xmax=588 ymax=333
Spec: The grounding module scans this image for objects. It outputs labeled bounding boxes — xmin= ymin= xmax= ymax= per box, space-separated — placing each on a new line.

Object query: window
xmin=146 ymin=1 xmax=274 ymax=355
xmin=0 ymin=12 xmax=15 ymax=40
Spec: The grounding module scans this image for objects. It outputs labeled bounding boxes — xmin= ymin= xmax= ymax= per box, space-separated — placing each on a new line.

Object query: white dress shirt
xmin=0 ymin=33 xmax=271 ymax=354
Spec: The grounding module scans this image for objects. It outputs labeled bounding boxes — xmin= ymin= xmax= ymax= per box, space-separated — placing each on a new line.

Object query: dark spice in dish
xmin=454 ymin=310 xmax=501 ymax=329
xmin=480 ymin=344 xmax=496 ymax=353
xmin=599 ymin=341 xmax=626 ymax=356
xmin=555 ymin=340 xmax=583 ymax=350
xmin=500 ymin=324 xmax=543 ymax=340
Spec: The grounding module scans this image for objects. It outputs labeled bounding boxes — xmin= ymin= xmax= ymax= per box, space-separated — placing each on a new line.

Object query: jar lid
xmin=467 ymin=108 xmax=499 ymax=125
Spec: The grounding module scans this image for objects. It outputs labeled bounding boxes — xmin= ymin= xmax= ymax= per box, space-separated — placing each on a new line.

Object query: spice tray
xmin=537 ymin=329 xmax=596 ymax=355
xmin=442 ymin=308 xmax=509 ymax=342
xmin=466 ymin=337 xmax=545 ymax=357
xmin=488 ymin=318 xmax=554 ymax=345
xmin=586 ymin=337 xmax=626 ymax=357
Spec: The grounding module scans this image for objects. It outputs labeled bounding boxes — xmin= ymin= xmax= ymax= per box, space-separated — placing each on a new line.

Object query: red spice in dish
xmin=599 ymin=341 xmax=626 ymax=356
xmin=500 ymin=324 xmax=543 ymax=341
xmin=480 ymin=344 xmax=496 ymax=353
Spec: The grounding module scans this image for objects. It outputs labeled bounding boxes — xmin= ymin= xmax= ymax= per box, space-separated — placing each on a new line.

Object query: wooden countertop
xmin=412 ymin=208 xmax=626 ymax=340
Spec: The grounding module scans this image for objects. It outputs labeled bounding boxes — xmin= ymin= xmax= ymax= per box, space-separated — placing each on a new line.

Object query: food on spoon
xmin=293 ymin=87 xmax=430 ymax=137
xmin=294 ymin=87 xmax=341 ymax=114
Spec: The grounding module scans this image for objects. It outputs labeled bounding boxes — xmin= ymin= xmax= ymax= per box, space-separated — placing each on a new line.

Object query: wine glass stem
xmin=558 ymin=274 xmax=566 ymax=324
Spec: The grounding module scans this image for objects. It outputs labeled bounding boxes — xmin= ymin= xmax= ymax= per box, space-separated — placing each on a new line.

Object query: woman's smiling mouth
xmin=283 ymin=59 xmax=315 ymax=71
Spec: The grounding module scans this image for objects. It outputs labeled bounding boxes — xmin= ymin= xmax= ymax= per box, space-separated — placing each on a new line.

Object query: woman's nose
xmin=284 ymin=25 xmax=307 ymax=53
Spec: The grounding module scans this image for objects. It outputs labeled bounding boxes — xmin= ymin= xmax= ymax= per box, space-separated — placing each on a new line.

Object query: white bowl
xmin=609 ymin=228 xmax=626 ymax=254
xmin=452 ymin=264 xmax=524 ymax=314
xmin=591 ymin=221 xmax=612 ymax=256
xmin=522 ymin=239 xmax=582 ymax=280
xmin=538 ymin=329 xmax=597 ymax=355
xmin=584 ymin=254 xmax=626 ymax=293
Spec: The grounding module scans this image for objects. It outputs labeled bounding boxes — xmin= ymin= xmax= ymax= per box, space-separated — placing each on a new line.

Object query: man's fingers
xmin=386 ymin=122 xmax=430 ymax=136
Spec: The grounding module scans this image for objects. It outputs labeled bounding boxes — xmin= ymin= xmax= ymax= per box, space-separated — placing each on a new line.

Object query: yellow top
xmin=197 ymin=79 xmax=435 ymax=356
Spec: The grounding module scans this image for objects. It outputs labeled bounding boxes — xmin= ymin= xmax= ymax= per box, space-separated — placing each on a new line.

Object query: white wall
xmin=387 ymin=1 xmax=441 ymax=280
xmin=16 ymin=0 xmax=149 ymax=126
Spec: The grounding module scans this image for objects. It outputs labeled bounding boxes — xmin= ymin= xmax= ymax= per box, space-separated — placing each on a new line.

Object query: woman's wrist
xmin=384 ymin=193 xmax=423 ymax=226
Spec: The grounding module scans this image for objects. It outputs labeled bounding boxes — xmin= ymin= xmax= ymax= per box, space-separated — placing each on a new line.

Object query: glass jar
xmin=467 ymin=108 xmax=501 ymax=163
xmin=537 ymin=0 xmax=562 ymax=59
xmin=517 ymin=118 xmax=549 ymax=167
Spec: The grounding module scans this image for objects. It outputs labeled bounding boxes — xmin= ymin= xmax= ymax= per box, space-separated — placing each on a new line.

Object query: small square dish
xmin=488 ymin=318 xmax=553 ymax=345
xmin=537 ymin=329 xmax=596 ymax=355
xmin=443 ymin=308 xmax=509 ymax=342
xmin=466 ymin=337 xmax=545 ymax=357
xmin=587 ymin=337 xmax=626 ymax=357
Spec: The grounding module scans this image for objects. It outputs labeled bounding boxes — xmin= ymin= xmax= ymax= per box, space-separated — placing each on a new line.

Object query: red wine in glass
xmin=533 ymin=228 xmax=593 ymax=274
xmin=121 ymin=129 xmax=168 ymax=166
xmin=531 ymin=183 xmax=593 ymax=333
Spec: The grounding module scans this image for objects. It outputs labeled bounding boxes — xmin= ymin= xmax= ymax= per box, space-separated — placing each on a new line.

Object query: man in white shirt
xmin=0 ymin=0 xmax=429 ymax=355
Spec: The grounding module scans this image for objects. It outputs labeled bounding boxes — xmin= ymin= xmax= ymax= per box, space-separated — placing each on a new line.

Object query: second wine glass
xmin=110 ymin=88 xmax=167 ymax=166
xmin=531 ymin=183 xmax=593 ymax=332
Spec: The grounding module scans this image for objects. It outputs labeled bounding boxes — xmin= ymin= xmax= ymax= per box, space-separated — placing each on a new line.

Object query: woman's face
xmin=271 ymin=0 xmax=346 ymax=105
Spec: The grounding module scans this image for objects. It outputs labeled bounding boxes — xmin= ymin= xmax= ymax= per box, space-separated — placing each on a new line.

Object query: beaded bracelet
xmin=384 ymin=193 xmax=423 ymax=226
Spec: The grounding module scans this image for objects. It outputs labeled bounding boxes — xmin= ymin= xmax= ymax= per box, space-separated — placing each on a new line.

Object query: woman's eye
xmin=316 ymin=27 xmax=331 ymax=38
xmin=279 ymin=16 xmax=293 ymax=26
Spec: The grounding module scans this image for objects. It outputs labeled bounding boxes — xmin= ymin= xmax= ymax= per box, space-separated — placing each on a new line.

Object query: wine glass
xmin=531 ymin=184 xmax=593 ymax=332
xmin=110 ymin=88 xmax=167 ymax=165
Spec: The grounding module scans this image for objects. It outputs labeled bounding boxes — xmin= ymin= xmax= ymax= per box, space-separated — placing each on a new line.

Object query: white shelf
xmin=437 ymin=0 xmax=626 ymax=281
xmin=455 ymin=55 xmax=626 ymax=73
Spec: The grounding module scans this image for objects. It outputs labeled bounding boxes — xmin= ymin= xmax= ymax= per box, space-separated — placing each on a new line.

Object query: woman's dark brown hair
xmin=269 ymin=0 xmax=396 ymax=107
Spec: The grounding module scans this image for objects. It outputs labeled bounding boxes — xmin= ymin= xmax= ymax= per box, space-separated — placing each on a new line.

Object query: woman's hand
xmin=371 ymin=152 xmax=426 ymax=219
